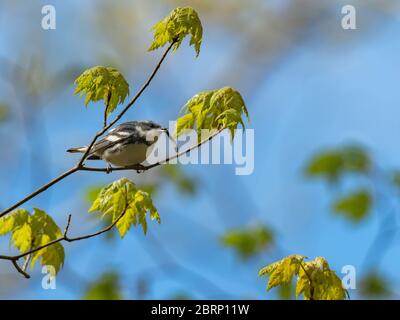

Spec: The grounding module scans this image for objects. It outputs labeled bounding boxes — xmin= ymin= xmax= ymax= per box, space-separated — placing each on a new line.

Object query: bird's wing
xmin=88 ymin=123 xmax=149 ymax=156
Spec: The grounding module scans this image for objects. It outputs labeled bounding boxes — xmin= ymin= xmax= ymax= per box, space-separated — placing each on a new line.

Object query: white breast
xmin=103 ymin=143 xmax=149 ymax=167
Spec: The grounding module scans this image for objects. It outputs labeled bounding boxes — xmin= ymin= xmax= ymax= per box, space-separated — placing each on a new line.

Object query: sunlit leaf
xmin=260 ymin=255 xmax=347 ymax=300
xmin=296 ymin=257 xmax=346 ymax=300
xmin=89 ymin=178 xmax=160 ymax=237
xmin=74 ymin=66 xmax=129 ymax=116
xmin=259 ymin=255 xmax=305 ymax=290
xmin=11 ymin=223 xmax=32 ymax=254
xmin=148 ymin=7 xmax=203 ymax=57
xmin=0 ymin=208 xmax=65 ymax=273
xmin=175 ymin=87 xmax=248 ymax=140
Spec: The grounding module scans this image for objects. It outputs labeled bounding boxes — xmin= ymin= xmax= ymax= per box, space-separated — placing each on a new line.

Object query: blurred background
xmin=0 ymin=0 xmax=400 ymax=299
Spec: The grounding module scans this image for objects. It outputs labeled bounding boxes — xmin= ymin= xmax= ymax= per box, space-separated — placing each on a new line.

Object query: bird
xmin=67 ymin=121 xmax=171 ymax=168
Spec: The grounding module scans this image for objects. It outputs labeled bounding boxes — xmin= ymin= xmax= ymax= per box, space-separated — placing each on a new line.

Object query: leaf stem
xmin=299 ymin=261 xmax=314 ymax=300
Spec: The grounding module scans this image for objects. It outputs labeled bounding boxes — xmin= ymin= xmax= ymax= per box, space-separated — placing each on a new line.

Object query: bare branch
xmin=12 ymin=260 xmax=30 ymax=279
xmin=0 ymin=167 xmax=79 ymax=219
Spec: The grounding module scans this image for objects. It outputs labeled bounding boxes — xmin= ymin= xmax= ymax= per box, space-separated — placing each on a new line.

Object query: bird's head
xmin=140 ymin=121 xmax=177 ymax=151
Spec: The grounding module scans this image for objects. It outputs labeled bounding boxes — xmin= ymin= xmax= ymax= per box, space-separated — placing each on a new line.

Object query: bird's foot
xmin=135 ymin=164 xmax=146 ymax=174
xmin=106 ymin=164 xmax=113 ymax=174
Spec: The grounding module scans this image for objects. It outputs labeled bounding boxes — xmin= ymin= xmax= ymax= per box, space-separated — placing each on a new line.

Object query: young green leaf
xmin=0 ymin=103 xmax=9 ymax=123
xmin=0 ymin=208 xmax=65 ymax=273
xmin=89 ymin=178 xmax=160 ymax=237
xmin=296 ymin=257 xmax=346 ymax=300
xmin=259 ymin=255 xmax=305 ymax=290
xmin=175 ymin=87 xmax=249 ymax=140
xmin=260 ymin=255 xmax=347 ymax=300
xmin=149 ymin=7 xmax=203 ymax=57
xmin=305 ymin=145 xmax=370 ymax=183
xmin=360 ymin=272 xmax=390 ymax=298
xmin=332 ymin=189 xmax=372 ymax=222
xmin=74 ymin=66 xmax=129 ymax=116
xmin=221 ymin=226 xmax=273 ymax=259
xmin=83 ymin=272 xmax=123 ymax=300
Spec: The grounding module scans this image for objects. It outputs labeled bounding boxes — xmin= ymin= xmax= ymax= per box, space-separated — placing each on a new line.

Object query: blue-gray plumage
xmin=67 ymin=121 xmax=167 ymax=167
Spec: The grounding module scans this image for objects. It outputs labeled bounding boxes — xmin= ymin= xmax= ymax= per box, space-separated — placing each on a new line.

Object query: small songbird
xmin=67 ymin=121 xmax=169 ymax=167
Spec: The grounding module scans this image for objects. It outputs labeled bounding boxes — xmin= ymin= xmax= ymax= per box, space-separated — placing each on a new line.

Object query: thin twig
xmin=103 ymin=92 xmax=112 ymax=128
xmin=12 ymin=260 xmax=30 ymax=279
xmin=1 ymin=202 xmax=129 ymax=278
xmin=0 ymin=41 xmax=176 ymax=219
xmin=0 ymin=167 xmax=79 ymax=218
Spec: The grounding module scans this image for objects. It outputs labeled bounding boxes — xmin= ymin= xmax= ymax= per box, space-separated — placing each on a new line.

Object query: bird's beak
xmin=162 ymin=128 xmax=178 ymax=153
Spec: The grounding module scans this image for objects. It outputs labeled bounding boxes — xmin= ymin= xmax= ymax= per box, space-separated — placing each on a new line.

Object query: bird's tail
xmin=66 ymin=146 xmax=87 ymax=153
xmin=67 ymin=146 xmax=101 ymax=160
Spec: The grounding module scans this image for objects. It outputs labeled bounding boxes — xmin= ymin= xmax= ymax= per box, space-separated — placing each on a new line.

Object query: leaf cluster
xmin=175 ymin=87 xmax=249 ymax=140
xmin=306 ymin=145 xmax=372 ymax=222
xmin=74 ymin=66 xmax=129 ymax=116
xmin=259 ymin=255 xmax=346 ymax=300
xmin=89 ymin=178 xmax=160 ymax=237
xmin=148 ymin=7 xmax=203 ymax=57
xmin=0 ymin=208 xmax=64 ymax=273
xmin=221 ymin=226 xmax=273 ymax=259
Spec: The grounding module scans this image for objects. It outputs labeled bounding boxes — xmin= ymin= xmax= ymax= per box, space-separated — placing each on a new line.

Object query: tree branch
xmin=0 ymin=202 xmax=129 ymax=278
xmin=0 ymin=41 xmax=176 ymax=219
xmin=0 ymin=127 xmax=226 ymax=278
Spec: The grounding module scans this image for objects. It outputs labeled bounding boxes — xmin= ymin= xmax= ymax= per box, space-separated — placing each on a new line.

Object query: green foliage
xmin=74 ymin=66 xmax=129 ymax=116
xmin=0 ymin=208 xmax=65 ymax=273
xmin=171 ymin=292 xmax=191 ymax=300
xmin=89 ymin=178 xmax=160 ymax=236
xmin=391 ymin=171 xmax=400 ymax=190
xmin=259 ymin=255 xmax=346 ymax=300
xmin=84 ymin=272 xmax=123 ymax=300
xmin=221 ymin=226 xmax=273 ymax=259
xmin=149 ymin=7 xmax=203 ymax=57
xmin=85 ymin=185 xmax=104 ymax=204
xmin=296 ymin=257 xmax=346 ymax=300
xmin=175 ymin=87 xmax=249 ymax=140
xmin=306 ymin=145 xmax=370 ymax=183
xmin=0 ymin=103 xmax=9 ymax=122
xmin=277 ymin=282 xmax=294 ymax=300
xmin=333 ymin=189 xmax=371 ymax=222
xmin=259 ymin=255 xmax=305 ymax=290
xmin=360 ymin=272 xmax=390 ymax=298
